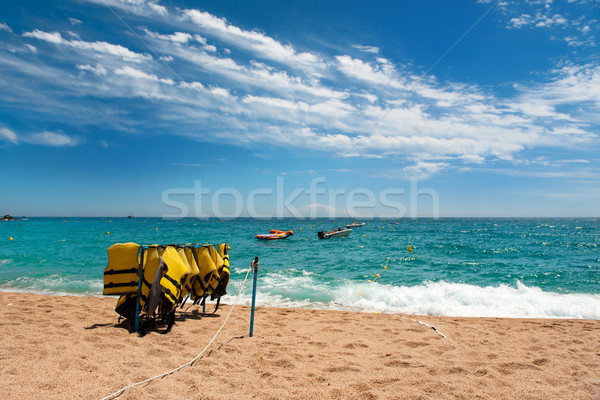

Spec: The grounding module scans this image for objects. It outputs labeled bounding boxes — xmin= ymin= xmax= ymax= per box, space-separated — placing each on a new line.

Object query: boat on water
xmin=345 ymin=222 xmax=365 ymax=228
xmin=318 ymin=228 xmax=352 ymax=239
xmin=255 ymin=229 xmax=294 ymax=240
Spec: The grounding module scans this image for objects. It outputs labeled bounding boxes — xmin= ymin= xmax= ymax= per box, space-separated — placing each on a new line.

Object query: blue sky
xmin=1 ymin=0 xmax=599 ymax=217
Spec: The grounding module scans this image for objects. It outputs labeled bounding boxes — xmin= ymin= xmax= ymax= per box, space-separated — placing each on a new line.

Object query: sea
xmin=1 ymin=217 xmax=599 ymax=319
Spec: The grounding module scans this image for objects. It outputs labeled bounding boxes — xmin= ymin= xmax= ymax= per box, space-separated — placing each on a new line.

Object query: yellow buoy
xmin=408 ymin=245 xmax=413 ymax=252
xmin=362 ymin=234 xmax=365 ymax=237
xmin=375 ymin=274 xmax=380 ymax=279
xmin=367 ymin=280 xmax=372 ymax=283
xmin=9 ymin=237 xmax=13 ymax=241
xmin=109 ymin=219 xmax=111 ymax=223
xmin=383 ymin=266 xmax=387 ymax=270
xmin=106 ymin=232 xmax=110 ymax=235
xmin=300 ymin=227 xmax=302 ymax=231
xmin=155 ymin=227 xmax=158 ymax=230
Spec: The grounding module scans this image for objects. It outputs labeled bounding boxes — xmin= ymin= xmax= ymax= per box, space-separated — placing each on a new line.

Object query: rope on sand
xmin=100 ymin=264 xmax=253 ymax=400
xmin=390 ymin=314 xmax=448 ymax=339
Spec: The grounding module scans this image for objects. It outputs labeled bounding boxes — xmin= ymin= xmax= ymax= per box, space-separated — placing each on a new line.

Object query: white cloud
xmin=23 ymin=30 xmax=63 ymax=44
xmin=4 ymin=1 xmax=597 ymax=180
xmin=77 ymin=63 xmax=108 ymax=75
xmin=518 ymin=63 xmax=600 ymax=110
xmin=403 ymin=161 xmax=450 ymax=179
xmin=301 ymin=203 xmax=342 ymax=217
xmin=114 ymin=65 xmax=174 ymax=85
xmin=0 ymin=127 xmax=18 ymax=143
xmin=508 ymin=13 xmax=567 ymax=28
xmin=84 ymin=0 xmax=167 ymax=16
xmin=336 ymin=55 xmax=402 ymax=88
xmin=69 ymin=18 xmax=83 ymax=26
xmin=352 ymin=44 xmax=380 ymax=54
xmin=25 ymin=131 xmax=80 ymax=147
xmin=153 ymin=41 xmax=346 ymax=100
xmin=501 ymin=1 xmax=597 ymax=46
xmin=23 ymin=29 xmax=150 ymax=62
xmin=180 ymin=9 xmax=325 ymax=72
xmin=0 ymin=22 xmax=12 ymax=33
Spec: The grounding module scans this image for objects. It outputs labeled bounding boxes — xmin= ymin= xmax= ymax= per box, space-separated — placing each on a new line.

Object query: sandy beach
xmin=0 ymin=292 xmax=598 ymax=400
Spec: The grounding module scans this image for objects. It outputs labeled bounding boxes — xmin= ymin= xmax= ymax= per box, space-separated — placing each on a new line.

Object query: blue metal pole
xmin=249 ymin=257 xmax=259 ymax=338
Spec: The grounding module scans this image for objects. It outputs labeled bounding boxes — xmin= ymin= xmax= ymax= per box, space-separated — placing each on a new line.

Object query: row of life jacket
xmin=103 ymin=243 xmax=231 ymax=323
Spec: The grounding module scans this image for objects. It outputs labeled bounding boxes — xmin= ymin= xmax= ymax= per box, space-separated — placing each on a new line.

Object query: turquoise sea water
xmin=1 ymin=217 xmax=599 ymax=319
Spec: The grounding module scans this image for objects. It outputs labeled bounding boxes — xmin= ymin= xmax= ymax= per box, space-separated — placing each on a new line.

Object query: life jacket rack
xmin=103 ymin=242 xmax=231 ymax=335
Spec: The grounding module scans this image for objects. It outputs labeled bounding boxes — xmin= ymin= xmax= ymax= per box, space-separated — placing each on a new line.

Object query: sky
xmin=0 ymin=0 xmax=599 ymax=218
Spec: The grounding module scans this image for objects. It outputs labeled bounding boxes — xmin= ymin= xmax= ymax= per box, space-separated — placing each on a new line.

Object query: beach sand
xmin=0 ymin=292 xmax=598 ymax=400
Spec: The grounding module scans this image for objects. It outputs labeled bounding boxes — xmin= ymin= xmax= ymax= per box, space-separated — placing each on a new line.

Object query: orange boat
xmin=255 ymin=229 xmax=294 ymax=240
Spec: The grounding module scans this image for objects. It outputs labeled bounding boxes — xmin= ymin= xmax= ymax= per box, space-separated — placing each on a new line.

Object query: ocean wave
xmin=0 ymin=275 xmax=103 ymax=296
xmin=226 ymin=276 xmax=600 ymax=320
xmin=329 ymin=280 xmax=600 ymax=319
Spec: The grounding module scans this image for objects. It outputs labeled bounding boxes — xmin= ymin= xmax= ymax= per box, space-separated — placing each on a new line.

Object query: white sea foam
xmin=330 ymin=280 xmax=600 ymax=319
xmin=1 ymin=275 xmax=103 ymax=296
xmin=226 ymin=274 xmax=600 ymax=319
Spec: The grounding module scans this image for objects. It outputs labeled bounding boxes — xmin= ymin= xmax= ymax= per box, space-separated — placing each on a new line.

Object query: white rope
xmin=100 ymin=264 xmax=253 ymax=400
xmin=390 ymin=314 xmax=448 ymax=339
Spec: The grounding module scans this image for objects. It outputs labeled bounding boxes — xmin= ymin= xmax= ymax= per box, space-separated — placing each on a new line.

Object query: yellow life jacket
xmin=157 ymin=245 xmax=189 ymax=311
xmin=207 ymin=245 xmax=224 ymax=293
xmin=212 ymin=243 xmax=231 ymax=300
xmin=184 ymin=246 xmax=205 ymax=301
xmin=103 ymin=242 xmax=141 ymax=295
xmin=114 ymin=293 xmax=138 ymax=321
xmin=194 ymin=245 xmax=220 ymax=300
xmin=139 ymin=246 xmax=161 ymax=311
xmin=175 ymin=246 xmax=194 ymax=298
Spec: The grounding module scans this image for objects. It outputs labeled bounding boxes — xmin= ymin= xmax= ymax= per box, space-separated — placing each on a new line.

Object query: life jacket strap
xmin=104 ymin=267 xmax=138 ymax=275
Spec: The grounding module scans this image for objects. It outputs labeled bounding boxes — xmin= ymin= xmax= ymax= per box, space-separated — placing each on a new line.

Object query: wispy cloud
xmin=1 ymin=1 xmax=597 ymax=180
xmin=498 ymin=0 xmax=598 ymax=47
xmin=0 ymin=127 xmax=18 ymax=143
xmin=0 ymin=22 xmax=12 ymax=33
xmin=170 ymin=163 xmax=213 ymax=167
xmin=23 ymin=29 xmax=151 ymax=61
xmin=508 ymin=13 xmax=568 ymax=29
xmin=352 ymin=44 xmax=380 ymax=54
xmin=301 ymin=202 xmax=344 ymax=217
xmin=23 ymin=131 xmax=81 ymax=147
xmin=179 ymin=9 xmax=325 ymax=74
